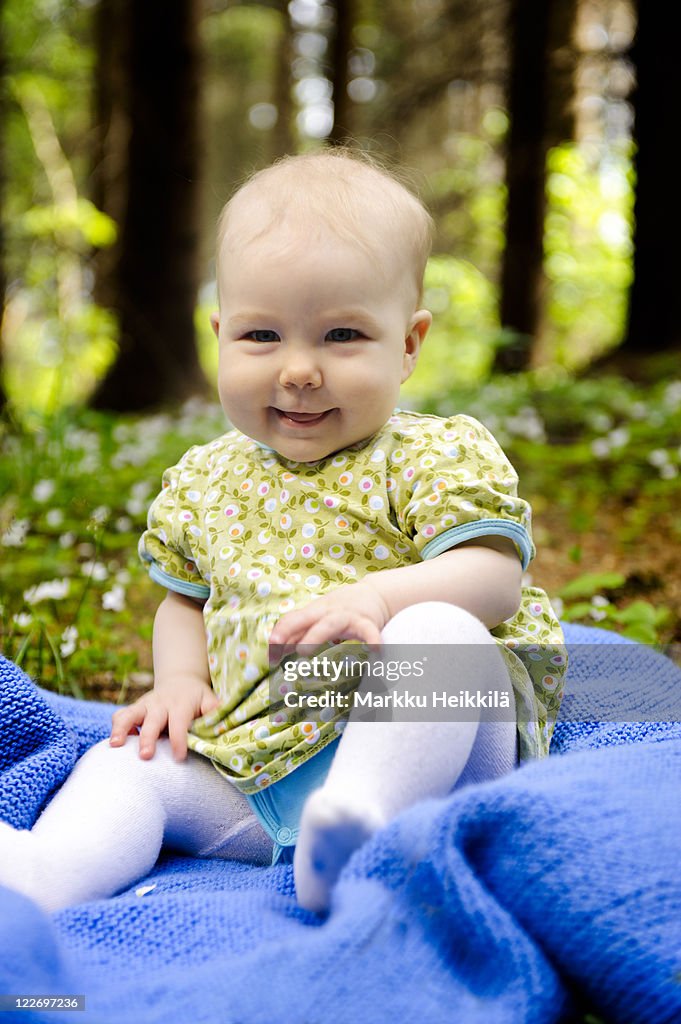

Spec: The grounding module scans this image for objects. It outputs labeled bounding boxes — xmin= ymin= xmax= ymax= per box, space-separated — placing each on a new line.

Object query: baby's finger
xmin=137 ymin=706 xmax=169 ymax=760
xmin=109 ymin=701 xmax=147 ymax=746
xmin=200 ymin=690 xmax=220 ymax=716
xmin=298 ymin=613 xmax=382 ymax=651
xmin=167 ymin=709 xmax=194 ymax=762
xmin=269 ymin=613 xmax=311 ymax=664
xmin=293 ymin=611 xmax=352 ymax=650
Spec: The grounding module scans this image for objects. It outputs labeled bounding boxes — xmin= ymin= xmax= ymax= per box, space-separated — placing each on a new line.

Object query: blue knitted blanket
xmin=1 ymin=624 xmax=681 ymax=1024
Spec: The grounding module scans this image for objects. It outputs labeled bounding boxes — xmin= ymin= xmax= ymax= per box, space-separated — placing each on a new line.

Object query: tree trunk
xmin=271 ymin=0 xmax=295 ymax=158
xmin=620 ymin=0 xmax=681 ymax=356
xmin=0 ymin=0 xmax=7 ymax=414
xmin=90 ymin=0 xmax=129 ymax=312
xmin=92 ymin=0 xmax=205 ymax=411
xmin=496 ymin=0 xmax=577 ymax=373
xmin=328 ymin=0 xmax=354 ymax=145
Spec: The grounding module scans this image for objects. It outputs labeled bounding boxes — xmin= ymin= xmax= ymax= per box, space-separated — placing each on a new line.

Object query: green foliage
xmin=544 ymin=143 xmax=634 ymax=368
xmin=424 ymin=136 xmax=635 ymax=374
xmin=415 ymin=370 xmax=681 ymax=646
xmin=20 ymin=197 xmax=117 ymax=250
xmin=558 ymin=574 xmax=672 ymax=644
xmin=4 ymin=1 xmax=94 ymax=241
xmin=0 ymin=401 xmax=229 ymax=697
xmin=427 ymin=127 xmax=506 ymax=278
xmin=558 ymin=572 xmax=627 ymax=599
xmin=3 ymin=51 xmax=118 ymax=414
xmin=402 ymin=255 xmax=499 ymax=401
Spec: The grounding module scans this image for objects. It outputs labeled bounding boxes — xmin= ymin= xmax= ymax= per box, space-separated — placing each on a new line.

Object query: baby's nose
xmin=279 ymin=353 xmax=322 ymax=389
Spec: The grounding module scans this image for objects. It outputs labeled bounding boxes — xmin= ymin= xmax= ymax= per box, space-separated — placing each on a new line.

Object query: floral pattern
xmin=139 ymin=411 xmax=566 ymax=792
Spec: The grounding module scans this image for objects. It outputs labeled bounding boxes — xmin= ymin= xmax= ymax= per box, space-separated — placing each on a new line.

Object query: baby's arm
xmin=270 ymin=537 xmax=522 ymax=654
xmin=110 ymin=590 xmax=218 ymax=760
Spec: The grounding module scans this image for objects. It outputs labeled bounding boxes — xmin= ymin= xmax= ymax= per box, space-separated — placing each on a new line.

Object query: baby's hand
xmin=269 ymin=582 xmax=390 ymax=663
xmin=109 ymin=677 xmax=219 ymax=761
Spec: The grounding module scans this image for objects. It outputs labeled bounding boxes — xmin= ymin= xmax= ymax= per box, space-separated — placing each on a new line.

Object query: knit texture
xmin=1 ymin=626 xmax=680 ymax=1024
xmin=0 ymin=662 xmax=77 ymax=829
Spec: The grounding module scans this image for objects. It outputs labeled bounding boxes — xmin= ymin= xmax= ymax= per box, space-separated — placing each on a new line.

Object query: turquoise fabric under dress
xmin=245 ymin=739 xmax=339 ymax=863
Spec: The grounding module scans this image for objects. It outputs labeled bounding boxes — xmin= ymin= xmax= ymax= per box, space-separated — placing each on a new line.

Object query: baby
xmin=0 ymin=151 xmax=565 ymax=914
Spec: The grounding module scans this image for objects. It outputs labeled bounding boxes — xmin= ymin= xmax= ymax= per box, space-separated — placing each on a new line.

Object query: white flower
xmin=131 ymin=480 xmax=152 ymax=501
xmin=589 ymin=595 xmax=610 ymax=621
xmin=2 ymin=519 xmax=29 ymax=548
xmin=60 ymin=626 xmax=78 ymax=658
xmin=663 ymin=381 xmax=681 ymax=408
xmin=81 ymin=560 xmax=109 ymax=582
xmin=102 ymin=584 xmax=126 ymax=612
xmin=46 ymin=509 xmax=64 ymax=528
xmin=591 ymin=439 xmax=611 ymax=459
xmin=608 ymin=427 xmax=630 ymax=449
xmin=13 ymin=613 xmax=33 ymax=629
xmin=32 ymin=479 xmax=56 ymax=503
xmin=24 ymin=579 xmax=70 ymax=604
xmin=647 ymin=449 xmax=669 ymax=467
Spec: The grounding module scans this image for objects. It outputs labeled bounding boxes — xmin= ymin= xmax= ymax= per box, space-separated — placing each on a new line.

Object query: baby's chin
xmin=228 ymin=413 xmax=382 ymax=464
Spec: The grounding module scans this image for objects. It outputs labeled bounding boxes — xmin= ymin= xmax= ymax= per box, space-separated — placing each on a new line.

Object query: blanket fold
xmin=1 ymin=625 xmax=680 ymax=1024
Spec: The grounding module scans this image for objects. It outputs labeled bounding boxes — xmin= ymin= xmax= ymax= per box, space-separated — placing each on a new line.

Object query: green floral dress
xmin=140 ymin=411 xmax=566 ymax=793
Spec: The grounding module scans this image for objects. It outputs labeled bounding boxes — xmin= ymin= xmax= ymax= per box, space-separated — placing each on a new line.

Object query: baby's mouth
xmin=274 ymin=408 xmax=333 ymax=427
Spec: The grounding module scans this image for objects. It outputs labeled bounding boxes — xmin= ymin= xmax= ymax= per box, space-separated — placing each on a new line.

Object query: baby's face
xmin=212 ymin=226 xmax=430 ymax=463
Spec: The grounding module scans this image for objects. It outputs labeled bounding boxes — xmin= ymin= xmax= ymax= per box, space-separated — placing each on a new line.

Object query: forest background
xmin=0 ymin=0 xmax=679 ymax=701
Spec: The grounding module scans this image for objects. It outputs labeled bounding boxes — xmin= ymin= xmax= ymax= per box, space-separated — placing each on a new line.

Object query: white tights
xmin=0 ymin=603 xmax=516 ymax=913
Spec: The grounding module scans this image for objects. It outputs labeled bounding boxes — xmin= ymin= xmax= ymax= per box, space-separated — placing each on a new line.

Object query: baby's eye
xmin=325 ymin=328 xmax=361 ymax=343
xmin=244 ymin=330 xmax=280 ymax=343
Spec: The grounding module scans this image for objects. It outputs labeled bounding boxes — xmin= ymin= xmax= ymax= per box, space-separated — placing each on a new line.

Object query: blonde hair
xmin=216 ymin=149 xmax=433 ymax=301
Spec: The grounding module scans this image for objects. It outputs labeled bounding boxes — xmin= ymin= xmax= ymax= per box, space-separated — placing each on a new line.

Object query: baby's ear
xmin=401 ymin=309 xmax=432 ymax=382
xmin=209 ymin=312 xmax=220 ymax=338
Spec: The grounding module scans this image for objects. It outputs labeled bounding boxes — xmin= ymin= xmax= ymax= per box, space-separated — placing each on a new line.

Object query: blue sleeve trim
xmin=147 ymin=561 xmax=211 ymax=601
xmin=420 ymin=520 xmax=533 ymax=570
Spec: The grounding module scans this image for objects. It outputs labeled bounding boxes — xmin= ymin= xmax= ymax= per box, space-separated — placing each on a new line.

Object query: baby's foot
xmin=293 ymin=789 xmax=385 ymax=913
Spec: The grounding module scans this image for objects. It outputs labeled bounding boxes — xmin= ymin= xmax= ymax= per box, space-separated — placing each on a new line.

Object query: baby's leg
xmin=294 ymin=602 xmax=516 ymax=911
xmin=0 ymin=736 xmax=272 ymax=913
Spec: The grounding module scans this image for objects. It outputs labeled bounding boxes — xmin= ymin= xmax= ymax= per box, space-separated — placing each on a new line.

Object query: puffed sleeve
xmin=389 ymin=414 xmax=535 ymax=569
xmin=138 ymin=447 xmax=211 ymax=601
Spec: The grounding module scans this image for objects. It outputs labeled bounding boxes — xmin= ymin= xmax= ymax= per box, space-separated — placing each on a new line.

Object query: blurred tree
xmin=90 ymin=0 xmax=128 ymax=314
xmin=495 ymin=0 xmax=578 ymax=373
xmin=360 ymin=0 xmax=486 ymax=158
xmin=201 ymin=3 xmax=290 ymax=268
xmin=0 ymin=0 xmax=6 ymax=413
xmin=345 ymin=0 xmax=511 ymax=283
xmin=328 ymin=0 xmax=354 ymax=144
xmin=620 ymin=0 xmax=681 ymax=358
xmin=92 ymin=0 xmax=206 ymax=411
xmin=270 ymin=0 xmax=295 ymax=158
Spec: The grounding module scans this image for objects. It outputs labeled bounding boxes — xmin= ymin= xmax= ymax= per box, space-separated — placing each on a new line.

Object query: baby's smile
xmin=273 ymin=407 xmax=336 ymax=428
